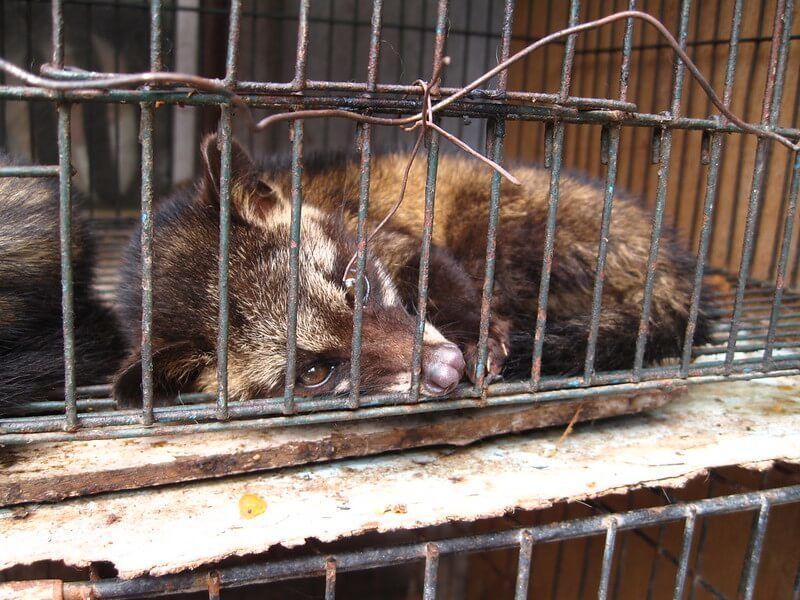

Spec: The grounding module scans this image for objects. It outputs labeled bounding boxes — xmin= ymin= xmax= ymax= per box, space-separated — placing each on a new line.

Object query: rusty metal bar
xmin=725 ymin=0 xmax=794 ymax=373
xmin=530 ymin=0 xmax=579 ymax=389
xmin=738 ymin=499 xmax=772 ymax=600
xmin=57 ymin=104 xmax=77 ymax=431
xmin=324 ymin=558 xmax=336 ymax=600
xmin=348 ymin=0 xmax=383 ymax=409
xmin=292 ymin=0 xmax=310 ymax=90
xmin=282 ymin=119 xmax=304 ymax=414
xmin=422 ymin=543 xmax=440 ymax=600
xmin=583 ymin=0 xmax=635 ymax=383
xmin=764 ymin=152 xmax=800 ymax=369
xmin=597 ymin=518 xmax=618 ymax=600
xmin=474 ymin=0 xmax=514 ymax=390
xmin=514 ymin=530 xmax=534 ymax=600
xmin=632 ymin=0 xmax=691 ymax=379
xmin=680 ymin=0 xmax=744 ymax=376
xmin=409 ymin=0 xmax=448 ymax=402
xmin=672 ymin=509 xmax=696 ymax=600
xmin=215 ymin=0 xmax=243 ymax=420
xmin=138 ymin=104 xmax=155 ymax=425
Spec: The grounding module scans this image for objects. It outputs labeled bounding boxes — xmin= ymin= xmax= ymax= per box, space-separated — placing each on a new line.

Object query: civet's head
xmin=113 ymin=135 xmax=464 ymax=407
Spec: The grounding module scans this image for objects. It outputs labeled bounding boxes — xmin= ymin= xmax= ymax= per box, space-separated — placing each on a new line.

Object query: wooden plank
xmin=0 ymin=388 xmax=673 ymax=507
xmin=0 ymin=378 xmax=797 ymax=580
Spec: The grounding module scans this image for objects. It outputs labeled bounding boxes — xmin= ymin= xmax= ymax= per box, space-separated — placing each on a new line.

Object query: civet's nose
xmin=422 ymin=343 xmax=466 ymax=396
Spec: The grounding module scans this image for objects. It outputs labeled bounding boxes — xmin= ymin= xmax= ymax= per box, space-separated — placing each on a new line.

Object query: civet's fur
xmin=0 ymin=153 xmax=123 ymax=412
xmin=113 ymin=136 xmax=712 ymax=406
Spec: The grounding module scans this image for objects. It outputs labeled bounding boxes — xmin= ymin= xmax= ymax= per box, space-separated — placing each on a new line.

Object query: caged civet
xmin=0 ymin=154 xmax=123 ymax=413
xmin=111 ymin=135 xmax=713 ymax=407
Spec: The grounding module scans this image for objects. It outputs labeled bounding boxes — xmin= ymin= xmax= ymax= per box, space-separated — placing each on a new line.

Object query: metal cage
xmin=0 ymin=2 xmax=798 ymax=442
xmin=3 ymin=466 xmax=798 ymax=599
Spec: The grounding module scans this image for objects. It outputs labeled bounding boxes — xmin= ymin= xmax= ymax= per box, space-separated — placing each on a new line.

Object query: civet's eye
xmin=297 ymin=361 xmax=336 ymax=388
xmin=344 ymin=276 xmax=371 ymax=308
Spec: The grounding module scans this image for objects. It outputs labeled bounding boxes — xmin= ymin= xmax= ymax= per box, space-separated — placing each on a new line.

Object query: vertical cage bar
xmin=137 ymin=0 xmax=164 ymax=425
xmin=409 ymin=0 xmax=448 ymax=401
xmin=583 ymin=1 xmax=634 ymax=382
xmin=139 ymin=105 xmax=155 ymax=424
xmin=764 ymin=152 xmax=800 ymax=368
xmin=216 ymin=110 xmax=233 ymax=420
xmin=725 ymin=0 xmax=793 ymax=373
xmin=514 ymin=530 xmax=534 ymax=600
xmin=680 ymin=0 xmax=743 ymax=376
xmin=409 ymin=128 xmax=441 ymax=401
xmin=224 ymin=0 xmax=242 ymax=84
xmin=473 ymin=0 xmax=514 ymax=390
xmin=738 ymin=500 xmax=772 ymax=600
xmin=632 ymin=0 xmax=692 ymax=379
xmin=422 ymin=543 xmax=440 ymax=600
xmin=283 ymin=120 xmax=304 ymax=414
xmin=206 ymin=572 xmax=220 ymax=600
xmin=348 ymin=0 xmax=383 ymax=409
xmin=673 ymin=509 xmax=696 ymax=600
xmin=52 ymin=0 xmax=77 ymax=429
xmin=148 ymin=0 xmax=163 ymax=71
xmin=292 ymin=0 xmax=310 ymax=90
xmin=51 ymin=0 xmax=64 ymax=67
xmin=530 ymin=0 xmax=579 ymax=388
xmin=57 ymin=105 xmax=77 ymax=430
xmin=324 ymin=558 xmax=336 ymax=600
xmin=597 ymin=519 xmax=618 ymax=600
xmin=216 ymin=0 xmax=243 ymax=420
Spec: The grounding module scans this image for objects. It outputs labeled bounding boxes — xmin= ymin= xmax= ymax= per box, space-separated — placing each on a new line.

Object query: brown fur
xmin=113 ymin=137 xmax=712 ymax=406
xmin=0 ymin=153 xmax=124 ymax=412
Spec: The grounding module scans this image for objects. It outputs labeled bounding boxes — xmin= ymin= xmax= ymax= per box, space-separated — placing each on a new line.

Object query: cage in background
xmin=0 ymin=0 xmax=799 ymax=598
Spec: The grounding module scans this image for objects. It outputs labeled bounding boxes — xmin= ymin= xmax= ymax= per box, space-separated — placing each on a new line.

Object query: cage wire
xmin=0 ymin=0 xmax=798 ymax=442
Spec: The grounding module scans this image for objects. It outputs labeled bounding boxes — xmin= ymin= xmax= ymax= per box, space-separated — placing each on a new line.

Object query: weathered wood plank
xmin=0 ymin=388 xmax=673 ymax=506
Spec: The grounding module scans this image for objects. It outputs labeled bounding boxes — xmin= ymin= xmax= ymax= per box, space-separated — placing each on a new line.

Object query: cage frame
xmin=0 ymin=0 xmax=798 ymax=444
xmin=19 ymin=482 xmax=796 ymax=600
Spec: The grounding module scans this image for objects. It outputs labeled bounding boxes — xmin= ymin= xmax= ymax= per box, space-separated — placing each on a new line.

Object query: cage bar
xmin=348 ymin=0 xmax=383 ymax=409
xmin=738 ymin=499 xmax=772 ymax=600
xmin=422 ymin=543 xmax=440 ymax=600
xmin=530 ymin=0 xmax=579 ymax=389
xmin=138 ymin=105 xmax=155 ymax=424
xmin=409 ymin=0 xmax=448 ymax=402
xmin=282 ymin=119 xmax=304 ymax=414
xmin=473 ymin=0 xmax=514 ymax=391
xmin=632 ymin=0 xmax=692 ymax=379
xmin=57 ymin=104 xmax=77 ymax=431
xmin=764 ymin=153 xmax=800 ymax=368
xmin=215 ymin=0 xmax=243 ymax=420
xmin=725 ymin=0 xmax=794 ymax=373
xmin=215 ymin=109 xmax=233 ymax=420
xmin=513 ymin=530 xmax=534 ymax=600
xmin=672 ymin=509 xmax=696 ymax=599
xmin=324 ymin=558 xmax=336 ymax=600
xmin=583 ymin=1 xmax=635 ymax=383
xmin=680 ymin=0 xmax=744 ymax=376
xmin=597 ymin=518 xmax=618 ymax=600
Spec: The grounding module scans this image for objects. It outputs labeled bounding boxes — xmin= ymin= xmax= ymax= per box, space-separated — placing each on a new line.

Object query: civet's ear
xmin=112 ymin=342 xmax=208 ymax=409
xmin=200 ymin=133 xmax=286 ymax=228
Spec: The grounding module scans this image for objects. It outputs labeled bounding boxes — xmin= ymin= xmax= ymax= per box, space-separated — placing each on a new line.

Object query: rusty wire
xmin=0 ymin=10 xmax=796 ymax=154
xmin=4 ymin=8 xmax=798 ymax=311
